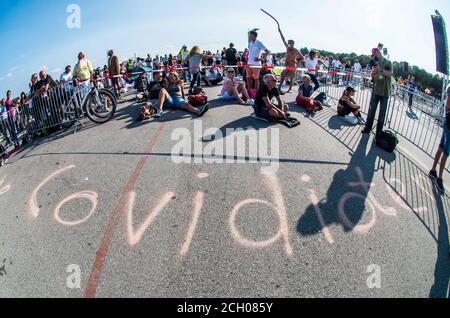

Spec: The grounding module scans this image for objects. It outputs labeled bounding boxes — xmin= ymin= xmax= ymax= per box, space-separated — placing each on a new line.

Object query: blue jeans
xmin=365 ymin=94 xmax=389 ymax=135
xmin=306 ymin=72 xmax=320 ymax=91
xmin=164 ymin=95 xmax=187 ymax=109
xmin=439 ymin=124 xmax=450 ymax=156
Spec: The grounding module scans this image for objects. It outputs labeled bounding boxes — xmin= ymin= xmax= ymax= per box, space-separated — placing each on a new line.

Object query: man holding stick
xmin=278 ymin=28 xmax=304 ymax=94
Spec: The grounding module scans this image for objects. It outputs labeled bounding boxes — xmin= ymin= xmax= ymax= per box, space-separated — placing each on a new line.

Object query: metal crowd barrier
xmin=0 ymin=108 xmax=27 ymax=163
xmin=0 ymin=83 xmax=94 ymax=164
xmin=313 ymin=70 xmax=449 ymax=172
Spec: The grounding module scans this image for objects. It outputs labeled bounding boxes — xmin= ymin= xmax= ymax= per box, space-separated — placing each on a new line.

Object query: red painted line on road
xmin=84 ymin=123 xmax=166 ymax=298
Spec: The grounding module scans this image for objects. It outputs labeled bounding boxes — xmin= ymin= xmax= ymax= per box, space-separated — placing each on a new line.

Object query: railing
xmin=313 ymin=69 xmax=448 ymax=172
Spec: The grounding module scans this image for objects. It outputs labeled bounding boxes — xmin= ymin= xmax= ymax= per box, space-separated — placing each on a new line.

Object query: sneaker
xmin=246 ymin=99 xmax=255 ymax=106
xmin=357 ymin=117 xmax=366 ymax=126
xmin=436 ymin=178 xmax=445 ymax=193
xmin=198 ymin=103 xmax=210 ymax=117
xmin=429 ymin=170 xmax=438 ymax=180
xmin=154 ymin=110 xmax=164 ymax=118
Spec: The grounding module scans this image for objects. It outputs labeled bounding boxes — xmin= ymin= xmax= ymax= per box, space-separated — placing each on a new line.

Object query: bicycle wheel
xmin=85 ymin=89 xmax=117 ymax=124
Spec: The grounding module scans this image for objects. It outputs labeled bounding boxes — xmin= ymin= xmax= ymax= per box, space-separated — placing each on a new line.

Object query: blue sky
xmin=0 ymin=0 xmax=449 ymax=96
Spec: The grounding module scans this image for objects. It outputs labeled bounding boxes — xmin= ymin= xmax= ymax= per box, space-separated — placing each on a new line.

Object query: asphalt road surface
xmin=0 ymin=86 xmax=449 ymax=298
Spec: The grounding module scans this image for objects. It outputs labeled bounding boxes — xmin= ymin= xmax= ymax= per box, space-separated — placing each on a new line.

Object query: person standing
xmin=108 ymin=49 xmax=122 ymax=99
xmin=4 ymin=90 xmax=18 ymax=147
xmin=406 ymin=76 xmax=417 ymax=109
xmin=178 ymin=45 xmax=191 ymax=82
xmin=304 ymin=50 xmax=323 ymax=92
xmin=225 ymin=43 xmax=238 ymax=69
xmin=0 ymin=99 xmax=11 ymax=146
xmin=277 ymin=28 xmax=303 ymax=94
xmin=429 ymin=83 xmax=450 ymax=193
xmin=352 ymin=59 xmax=362 ymax=86
xmin=185 ymin=46 xmax=213 ymax=94
xmin=73 ymin=51 xmax=93 ymax=89
xmin=247 ymin=29 xmax=268 ymax=92
xmin=362 ymin=48 xmax=393 ymax=136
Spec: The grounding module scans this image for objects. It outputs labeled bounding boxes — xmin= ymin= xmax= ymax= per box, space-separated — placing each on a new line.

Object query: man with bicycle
xmin=73 ymin=51 xmax=94 ymax=90
xmin=72 ymin=51 xmax=94 ymax=117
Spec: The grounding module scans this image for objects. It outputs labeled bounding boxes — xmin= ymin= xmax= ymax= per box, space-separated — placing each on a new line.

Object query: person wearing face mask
xmin=277 ymin=28 xmax=304 ymax=94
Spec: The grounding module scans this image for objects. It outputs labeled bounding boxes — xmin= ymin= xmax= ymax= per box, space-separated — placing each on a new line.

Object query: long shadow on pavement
xmin=383 ymin=150 xmax=450 ymax=298
xmin=299 ymin=101 xmax=450 ymax=298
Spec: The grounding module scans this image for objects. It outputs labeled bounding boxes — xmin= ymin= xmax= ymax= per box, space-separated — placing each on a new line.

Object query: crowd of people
xmin=1 ymin=29 xmax=449 ymax=194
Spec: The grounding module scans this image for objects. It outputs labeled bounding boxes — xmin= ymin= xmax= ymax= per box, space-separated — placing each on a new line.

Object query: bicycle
xmin=61 ymin=79 xmax=117 ymax=129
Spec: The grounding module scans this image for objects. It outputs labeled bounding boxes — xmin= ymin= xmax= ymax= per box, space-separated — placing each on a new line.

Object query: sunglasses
xmin=228 ymin=71 xmax=235 ymax=74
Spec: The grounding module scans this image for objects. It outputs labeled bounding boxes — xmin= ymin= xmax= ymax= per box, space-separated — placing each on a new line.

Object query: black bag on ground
xmin=376 ymin=130 xmax=398 ymax=153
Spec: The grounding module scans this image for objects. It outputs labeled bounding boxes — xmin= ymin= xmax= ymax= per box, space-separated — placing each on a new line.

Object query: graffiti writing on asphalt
xmin=16 ymin=164 xmax=432 ymax=256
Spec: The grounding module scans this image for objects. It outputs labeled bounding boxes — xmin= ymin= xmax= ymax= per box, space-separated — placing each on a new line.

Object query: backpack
xmin=139 ymin=103 xmax=157 ymax=121
xmin=188 ymin=95 xmax=208 ymax=107
xmin=376 ymin=130 xmax=398 ymax=153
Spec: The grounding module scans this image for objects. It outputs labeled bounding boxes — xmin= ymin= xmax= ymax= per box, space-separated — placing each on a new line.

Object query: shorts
xmin=221 ymin=91 xmax=237 ymax=101
xmin=296 ymin=95 xmax=315 ymax=112
xmin=439 ymin=124 xmax=450 ymax=156
xmin=256 ymin=107 xmax=271 ymax=121
xmin=246 ymin=67 xmax=261 ymax=79
xmin=164 ymin=96 xmax=187 ymax=109
xmin=281 ymin=70 xmax=296 ymax=78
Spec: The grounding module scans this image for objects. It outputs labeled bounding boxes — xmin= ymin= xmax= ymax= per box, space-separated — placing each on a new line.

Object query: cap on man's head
xmin=288 ymin=40 xmax=295 ymax=45
xmin=371 ymin=48 xmax=381 ymax=56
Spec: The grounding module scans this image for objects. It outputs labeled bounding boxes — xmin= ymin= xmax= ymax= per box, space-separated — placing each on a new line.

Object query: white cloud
xmin=7 ymin=73 xmax=12 ymax=77
xmin=40 ymin=65 xmax=48 ymax=71
xmin=50 ymin=68 xmax=62 ymax=74
xmin=9 ymin=66 xmax=20 ymax=72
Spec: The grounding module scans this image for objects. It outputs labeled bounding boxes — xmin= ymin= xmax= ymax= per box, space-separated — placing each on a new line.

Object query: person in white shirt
xmin=247 ymin=29 xmax=268 ymax=91
xmin=332 ymin=57 xmax=342 ymax=70
xmin=60 ymin=65 xmax=73 ymax=92
xmin=352 ymin=59 xmax=362 ymax=86
xmin=304 ymin=50 xmax=322 ymax=91
xmin=266 ymin=51 xmax=273 ymax=67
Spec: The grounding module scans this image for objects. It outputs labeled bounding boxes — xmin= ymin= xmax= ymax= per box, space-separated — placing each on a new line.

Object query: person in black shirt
xmin=146 ymin=71 xmax=168 ymax=117
xmin=35 ymin=70 xmax=57 ymax=97
xmin=254 ymin=74 xmax=289 ymax=121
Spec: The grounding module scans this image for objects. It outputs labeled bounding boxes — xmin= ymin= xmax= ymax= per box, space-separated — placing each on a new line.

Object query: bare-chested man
xmin=278 ymin=27 xmax=304 ymax=94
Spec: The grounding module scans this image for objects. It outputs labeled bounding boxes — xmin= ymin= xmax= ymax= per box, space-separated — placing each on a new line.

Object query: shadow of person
xmin=201 ymin=116 xmax=279 ymax=143
xmin=429 ymin=187 xmax=450 ymax=298
xmin=297 ymin=134 xmax=396 ymax=236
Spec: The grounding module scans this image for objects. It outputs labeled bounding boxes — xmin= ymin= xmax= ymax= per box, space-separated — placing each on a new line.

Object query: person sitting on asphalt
xmin=253 ymin=73 xmax=290 ymax=122
xmin=204 ymin=62 xmax=223 ymax=86
xmin=220 ymin=68 xmax=253 ymax=105
xmin=159 ymin=72 xmax=210 ymax=117
xmin=337 ymin=86 xmax=365 ymax=125
xmin=145 ymin=71 xmax=168 ymax=117
xmin=295 ymin=75 xmax=325 ymax=114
